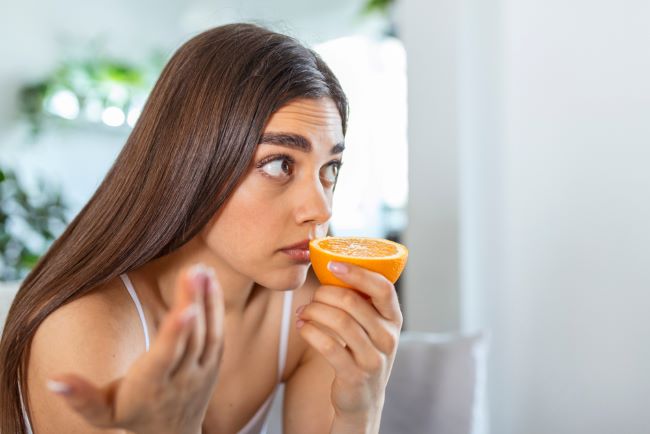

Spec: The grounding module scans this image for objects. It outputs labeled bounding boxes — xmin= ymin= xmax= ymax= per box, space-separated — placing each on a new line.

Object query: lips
xmin=280 ymin=239 xmax=312 ymax=263
xmin=280 ymin=239 xmax=311 ymax=251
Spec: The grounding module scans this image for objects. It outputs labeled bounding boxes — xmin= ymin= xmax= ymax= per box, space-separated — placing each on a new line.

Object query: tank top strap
xmin=119 ymin=273 xmax=150 ymax=352
xmin=278 ymin=290 xmax=294 ymax=381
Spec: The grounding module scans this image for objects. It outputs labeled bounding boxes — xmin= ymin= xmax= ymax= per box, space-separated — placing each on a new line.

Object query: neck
xmin=136 ymin=236 xmax=258 ymax=317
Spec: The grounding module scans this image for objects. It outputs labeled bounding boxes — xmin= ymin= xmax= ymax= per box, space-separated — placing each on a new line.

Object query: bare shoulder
xmin=25 ymin=278 xmax=146 ymax=433
xmin=30 ymin=277 xmax=147 ymax=373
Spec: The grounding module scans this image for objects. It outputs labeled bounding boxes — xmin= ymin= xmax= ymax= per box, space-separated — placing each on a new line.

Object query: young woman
xmin=0 ymin=23 xmax=403 ymax=434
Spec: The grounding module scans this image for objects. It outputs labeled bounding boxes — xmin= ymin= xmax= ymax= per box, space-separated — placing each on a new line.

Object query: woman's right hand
xmin=47 ymin=263 xmax=225 ymax=434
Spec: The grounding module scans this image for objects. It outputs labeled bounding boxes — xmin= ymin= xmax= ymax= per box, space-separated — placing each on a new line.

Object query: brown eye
xmin=261 ymin=157 xmax=293 ymax=178
xmin=322 ymin=161 xmax=343 ymax=184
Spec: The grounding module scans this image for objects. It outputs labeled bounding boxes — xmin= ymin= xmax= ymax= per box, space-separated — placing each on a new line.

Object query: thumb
xmin=47 ymin=375 xmax=117 ymax=428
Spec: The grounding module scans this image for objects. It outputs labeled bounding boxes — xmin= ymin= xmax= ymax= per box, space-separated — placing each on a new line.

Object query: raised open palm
xmin=48 ymin=264 xmax=224 ymax=434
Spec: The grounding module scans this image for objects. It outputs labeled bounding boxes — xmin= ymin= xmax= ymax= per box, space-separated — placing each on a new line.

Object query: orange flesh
xmin=318 ymin=238 xmax=398 ymax=257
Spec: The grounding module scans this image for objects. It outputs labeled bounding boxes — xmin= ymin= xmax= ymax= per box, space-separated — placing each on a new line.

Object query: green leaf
xmin=0 ymin=164 xmax=69 ymax=278
xmin=362 ymin=0 xmax=394 ymax=15
xmin=19 ymin=250 xmax=41 ymax=269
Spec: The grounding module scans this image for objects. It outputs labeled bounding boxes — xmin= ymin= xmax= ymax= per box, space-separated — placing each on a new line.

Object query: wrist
xmin=330 ymin=404 xmax=384 ymax=434
xmin=330 ymin=417 xmax=369 ymax=434
xmin=136 ymin=428 xmax=201 ymax=434
xmin=330 ymin=413 xmax=379 ymax=434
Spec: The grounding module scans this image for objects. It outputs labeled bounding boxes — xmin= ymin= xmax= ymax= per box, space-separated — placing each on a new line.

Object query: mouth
xmin=280 ymin=239 xmax=311 ymax=250
xmin=279 ymin=239 xmax=311 ymax=263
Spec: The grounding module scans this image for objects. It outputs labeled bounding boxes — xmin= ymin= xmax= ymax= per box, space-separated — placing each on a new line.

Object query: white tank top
xmin=19 ymin=274 xmax=294 ymax=434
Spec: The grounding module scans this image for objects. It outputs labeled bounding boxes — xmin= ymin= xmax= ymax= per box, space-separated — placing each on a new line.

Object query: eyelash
xmin=255 ymin=153 xmax=343 ymax=183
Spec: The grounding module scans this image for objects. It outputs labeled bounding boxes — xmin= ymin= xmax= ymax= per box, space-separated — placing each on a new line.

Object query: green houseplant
xmin=18 ymin=50 xmax=165 ymax=137
xmin=0 ymin=167 xmax=68 ymax=281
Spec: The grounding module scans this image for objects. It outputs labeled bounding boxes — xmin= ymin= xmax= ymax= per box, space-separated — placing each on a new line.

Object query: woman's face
xmin=202 ymin=97 xmax=345 ymax=291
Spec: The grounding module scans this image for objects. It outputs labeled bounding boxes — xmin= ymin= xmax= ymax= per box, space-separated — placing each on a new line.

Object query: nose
xmin=294 ymin=174 xmax=333 ymax=227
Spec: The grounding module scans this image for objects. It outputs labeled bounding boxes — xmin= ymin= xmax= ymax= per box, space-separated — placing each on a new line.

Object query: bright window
xmin=314 ymin=35 xmax=408 ymax=238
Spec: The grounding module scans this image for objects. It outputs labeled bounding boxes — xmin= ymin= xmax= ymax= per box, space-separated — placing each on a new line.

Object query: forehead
xmin=263 ymin=98 xmax=344 ymax=144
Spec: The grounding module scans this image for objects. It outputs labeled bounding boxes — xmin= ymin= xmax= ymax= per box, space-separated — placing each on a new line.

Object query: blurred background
xmin=1 ymin=0 xmax=649 ymax=433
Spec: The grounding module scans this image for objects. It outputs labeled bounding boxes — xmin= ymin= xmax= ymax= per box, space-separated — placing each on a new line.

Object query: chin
xmin=258 ymin=265 xmax=310 ymax=290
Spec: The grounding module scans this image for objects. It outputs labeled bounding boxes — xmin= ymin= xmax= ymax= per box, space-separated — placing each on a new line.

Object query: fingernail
xmin=296 ymin=305 xmax=306 ymax=316
xmin=328 ymin=261 xmax=348 ymax=274
xmin=189 ymin=263 xmax=209 ymax=285
xmin=47 ymin=380 xmax=72 ymax=395
xmin=296 ymin=319 xmax=305 ymax=329
xmin=180 ymin=304 xmax=198 ymax=324
xmin=205 ymin=267 xmax=220 ymax=294
xmin=189 ymin=262 xmax=209 ymax=276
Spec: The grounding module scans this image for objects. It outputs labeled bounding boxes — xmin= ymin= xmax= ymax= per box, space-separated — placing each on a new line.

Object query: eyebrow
xmin=259 ymin=132 xmax=345 ymax=155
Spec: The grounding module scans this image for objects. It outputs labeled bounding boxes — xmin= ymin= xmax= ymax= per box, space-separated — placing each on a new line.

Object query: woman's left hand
xmin=296 ymin=261 xmax=403 ymax=426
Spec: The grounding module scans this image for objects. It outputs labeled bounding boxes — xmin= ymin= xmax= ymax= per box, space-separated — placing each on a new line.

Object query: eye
xmin=322 ymin=160 xmax=343 ymax=185
xmin=258 ymin=155 xmax=294 ymax=179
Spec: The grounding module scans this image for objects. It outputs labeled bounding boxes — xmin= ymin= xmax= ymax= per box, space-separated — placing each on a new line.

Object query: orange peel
xmin=309 ymin=236 xmax=409 ymax=290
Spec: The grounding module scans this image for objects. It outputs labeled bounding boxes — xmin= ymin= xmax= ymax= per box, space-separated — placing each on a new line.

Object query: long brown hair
xmin=0 ymin=23 xmax=348 ymax=433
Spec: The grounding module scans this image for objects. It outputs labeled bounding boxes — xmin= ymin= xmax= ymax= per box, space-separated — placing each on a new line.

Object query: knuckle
xmin=312 ymin=287 xmax=325 ymax=302
xmin=322 ymin=339 xmax=339 ymax=356
xmin=311 ymin=289 xmax=327 ymax=305
xmin=365 ymin=353 xmax=385 ymax=374
xmin=302 ymin=303 xmax=313 ymax=316
xmin=334 ymin=311 xmax=351 ymax=329
xmin=341 ymin=291 xmax=358 ymax=310
xmin=351 ymin=368 xmax=372 ymax=385
xmin=173 ymin=369 xmax=191 ymax=385
xmin=382 ymin=332 xmax=398 ymax=351
xmin=381 ymin=280 xmax=394 ymax=297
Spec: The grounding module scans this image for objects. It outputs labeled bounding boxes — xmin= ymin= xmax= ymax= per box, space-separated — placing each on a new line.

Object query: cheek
xmin=202 ymin=195 xmax=311 ymax=289
xmin=204 ymin=187 xmax=284 ymax=263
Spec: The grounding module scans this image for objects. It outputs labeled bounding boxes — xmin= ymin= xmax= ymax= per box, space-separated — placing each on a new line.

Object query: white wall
xmin=499 ymin=1 xmax=650 ymax=433
xmin=399 ymin=0 xmax=462 ymax=332
xmin=400 ymin=0 xmax=650 ymax=433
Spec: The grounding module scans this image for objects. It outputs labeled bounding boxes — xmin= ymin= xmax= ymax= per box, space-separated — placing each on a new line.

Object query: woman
xmin=0 ymin=23 xmax=403 ymax=434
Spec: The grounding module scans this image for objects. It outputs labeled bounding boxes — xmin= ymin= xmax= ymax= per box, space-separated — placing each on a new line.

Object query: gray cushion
xmin=380 ymin=331 xmax=486 ymax=434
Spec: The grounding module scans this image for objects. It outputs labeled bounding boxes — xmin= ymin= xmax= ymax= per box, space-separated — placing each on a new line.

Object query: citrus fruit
xmin=309 ymin=237 xmax=409 ymax=290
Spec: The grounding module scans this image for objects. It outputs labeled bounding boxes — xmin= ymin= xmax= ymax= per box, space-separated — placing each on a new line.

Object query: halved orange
xmin=309 ymin=237 xmax=409 ymax=290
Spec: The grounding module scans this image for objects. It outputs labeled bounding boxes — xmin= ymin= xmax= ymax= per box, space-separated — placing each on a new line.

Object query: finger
xmin=172 ymin=264 xmax=210 ymax=373
xmin=199 ymin=267 xmax=225 ymax=366
xmin=298 ymin=305 xmax=347 ymax=347
xmin=308 ymin=286 xmax=399 ymax=355
xmin=298 ymin=302 xmax=381 ymax=371
xmin=327 ymin=261 xmax=403 ymax=324
xmin=46 ymin=375 xmax=116 ymax=428
xmin=146 ymin=297 xmax=198 ymax=380
xmin=296 ymin=322 xmax=362 ymax=383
